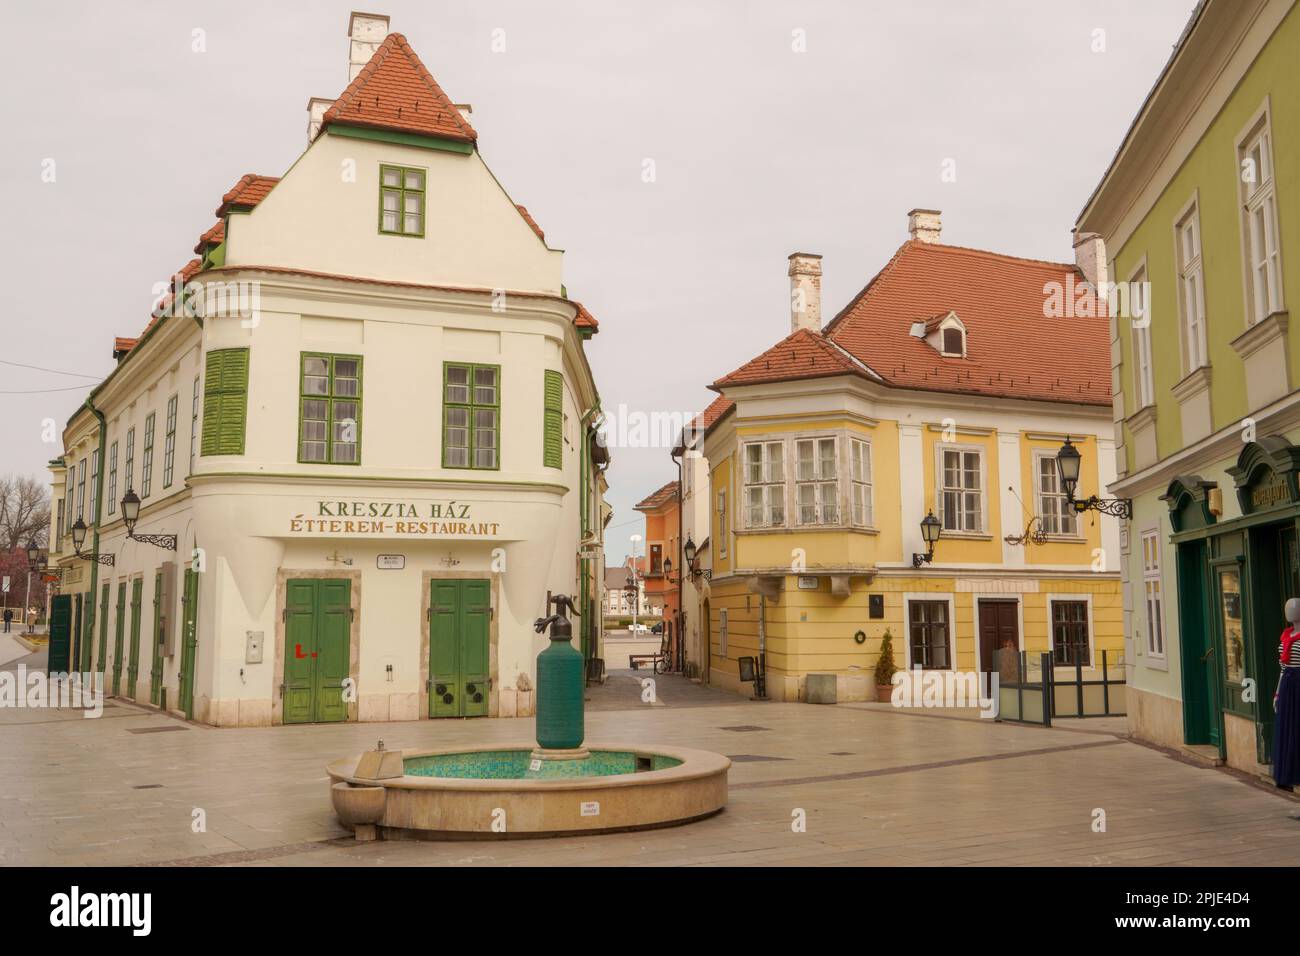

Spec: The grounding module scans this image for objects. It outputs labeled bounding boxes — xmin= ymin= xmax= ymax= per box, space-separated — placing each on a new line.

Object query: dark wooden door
xmin=978 ymin=600 xmax=1019 ymax=681
xmin=48 ymin=594 xmax=72 ymax=673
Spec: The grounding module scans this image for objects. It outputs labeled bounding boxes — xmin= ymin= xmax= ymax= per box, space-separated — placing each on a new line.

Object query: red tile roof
xmin=215 ymin=174 xmax=279 ymax=218
xmin=516 ymin=205 xmax=545 ymax=242
xmin=113 ymin=337 xmax=138 ymax=358
xmin=572 ymin=301 xmax=598 ymax=330
xmin=194 ymin=221 xmax=225 ymax=254
xmin=712 ymin=327 xmax=880 ymax=389
xmin=699 ymin=395 xmax=735 ymax=433
xmin=635 ymin=480 xmax=679 ymax=511
xmin=823 ymin=240 xmax=1109 ymax=406
xmin=321 ymin=33 xmax=477 ymax=144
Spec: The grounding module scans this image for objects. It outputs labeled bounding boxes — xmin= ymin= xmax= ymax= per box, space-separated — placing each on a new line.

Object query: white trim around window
xmin=1237 ymin=99 xmax=1284 ymax=326
xmin=742 ymin=439 xmax=786 ymax=529
xmin=1128 ymin=258 xmax=1155 ymax=411
xmin=903 ymin=593 xmax=957 ymax=672
xmin=934 ymin=441 xmax=988 ymax=535
xmin=1046 ymin=593 xmax=1096 ymax=672
xmin=1173 ymin=192 xmax=1208 ymax=375
xmin=1139 ymin=527 xmax=1167 ymax=665
xmin=849 ymin=436 xmax=873 ymax=527
xmin=1032 ymin=449 xmax=1079 ymax=538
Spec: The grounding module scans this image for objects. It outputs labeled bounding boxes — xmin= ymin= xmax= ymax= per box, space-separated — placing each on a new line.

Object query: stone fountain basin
xmin=326 ymin=742 xmax=730 ymax=839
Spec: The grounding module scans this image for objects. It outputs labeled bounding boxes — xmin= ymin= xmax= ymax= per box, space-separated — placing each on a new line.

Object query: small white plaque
xmin=529 ymin=759 xmax=542 ymax=772
xmin=580 ymin=801 xmax=601 ymax=817
xmin=797 ymin=575 xmax=819 ymax=590
xmin=377 ymin=554 xmax=405 ymax=570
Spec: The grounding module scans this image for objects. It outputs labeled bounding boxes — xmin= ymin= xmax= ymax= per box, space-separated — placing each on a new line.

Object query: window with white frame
xmin=795 ymin=437 xmax=838 ymax=525
xmin=1141 ymin=529 xmax=1165 ymax=658
xmin=717 ymin=489 xmax=727 ymax=558
xmin=718 ymin=607 xmax=728 ymax=659
xmin=1035 ymin=452 xmax=1077 ymax=536
xmin=743 ymin=440 xmax=785 ymax=528
xmin=1175 ymin=204 xmax=1207 ymax=372
xmin=850 ymin=438 xmax=873 ymax=526
xmin=1130 ymin=269 xmax=1155 ymax=409
xmin=938 ymin=446 xmax=982 ymax=532
xmin=1240 ymin=119 xmax=1283 ymax=323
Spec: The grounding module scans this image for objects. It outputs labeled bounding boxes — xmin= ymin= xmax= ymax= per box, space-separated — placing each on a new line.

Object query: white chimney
xmin=788 ymin=253 xmax=823 ymax=333
xmin=307 ymin=96 xmax=335 ymax=143
xmin=348 ymin=11 xmax=391 ymax=82
xmin=908 ymin=208 xmax=942 ymax=243
xmin=1073 ymin=230 xmax=1108 ymax=291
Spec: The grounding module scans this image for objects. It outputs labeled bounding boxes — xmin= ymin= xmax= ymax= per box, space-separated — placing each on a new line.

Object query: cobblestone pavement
xmin=2 ymin=659 xmax=1299 ymax=866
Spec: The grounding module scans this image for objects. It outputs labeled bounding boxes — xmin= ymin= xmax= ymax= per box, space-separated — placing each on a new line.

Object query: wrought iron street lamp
xmin=912 ymin=511 xmax=942 ymax=569
xmin=120 ymin=489 xmax=178 ymax=550
xmin=1055 ymin=436 xmax=1132 ymax=519
xmin=681 ymin=535 xmax=713 ymax=581
xmin=70 ymin=518 xmax=114 ymax=566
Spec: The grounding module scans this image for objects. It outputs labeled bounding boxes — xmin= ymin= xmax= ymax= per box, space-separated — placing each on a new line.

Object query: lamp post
xmin=629 ymin=534 xmax=642 ymax=635
xmin=120 ymin=489 xmax=178 ymax=550
xmin=70 ymin=518 xmax=114 ymax=566
xmin=1055 ymin=436 xmax=1132 ymax=519
xmin=681 ymin=535 xmax=712 ymax=581
xmin=911 ymin=511 xmax=942 ymax=569
xmin=23 ymin=540 xmax=43 ymax=635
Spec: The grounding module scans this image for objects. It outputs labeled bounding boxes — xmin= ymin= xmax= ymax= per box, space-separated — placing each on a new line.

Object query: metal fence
xmin=997 ymin=649 xmax=1126 ymax=726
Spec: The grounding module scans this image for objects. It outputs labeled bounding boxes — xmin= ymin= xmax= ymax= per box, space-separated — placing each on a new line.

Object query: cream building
xmin=46 ymin=13 xmax=608 ymax=727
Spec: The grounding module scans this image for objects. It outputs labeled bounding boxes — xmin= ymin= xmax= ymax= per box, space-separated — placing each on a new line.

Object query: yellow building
xmin=697 ymin=210 xmax=1123 ymax=702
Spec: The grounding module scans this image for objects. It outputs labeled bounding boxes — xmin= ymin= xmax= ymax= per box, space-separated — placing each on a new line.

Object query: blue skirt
xmin=1274 ymin=668 xmax=1300 ymax=787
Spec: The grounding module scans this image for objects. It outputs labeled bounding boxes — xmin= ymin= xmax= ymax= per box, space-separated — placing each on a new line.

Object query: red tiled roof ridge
xmin=710 ymin=327 xmax=877 ymax=391
xmin=516 ymin=204 xmax=545 ymax=242
xmin=194 ymin=221 xmax=225 ymax=255
xmin=635 ymin=480 xmax=680 ymax=511
xmin=321 ymin=33 xmax=477 ymax=144
xmin=216 ymin=174 xmax=280 ymax=218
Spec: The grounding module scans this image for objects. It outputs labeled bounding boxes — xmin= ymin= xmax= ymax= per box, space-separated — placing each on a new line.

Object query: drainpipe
xmin=755 ymin=595 xmax=769 ymax=701
xmin=85 ymin=395 xmax=108 ymax=687
xmin=672 ymin=448 xmax=684 ymax=675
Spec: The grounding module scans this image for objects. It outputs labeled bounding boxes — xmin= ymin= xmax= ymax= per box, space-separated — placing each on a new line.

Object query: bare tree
xmin=0 ymin=475 xmax=50 ymax=551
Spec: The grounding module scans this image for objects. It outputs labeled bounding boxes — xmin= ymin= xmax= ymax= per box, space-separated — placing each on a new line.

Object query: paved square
xmin=3 ymin=649 xmax=1299 ymax=866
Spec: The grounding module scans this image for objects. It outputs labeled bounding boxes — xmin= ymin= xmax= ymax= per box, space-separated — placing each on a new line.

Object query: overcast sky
xmin=0 ymin=0 xmax=1196 ymax=562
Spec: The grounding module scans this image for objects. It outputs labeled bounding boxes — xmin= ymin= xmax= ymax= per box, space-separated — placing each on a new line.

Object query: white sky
xmin=0 ymin=0 xmax=1197 ymax=563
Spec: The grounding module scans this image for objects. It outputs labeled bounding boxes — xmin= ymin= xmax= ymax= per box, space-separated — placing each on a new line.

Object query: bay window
xmin=743 ymin=440 xmax=785 ymax=528
xmin=795 ymin=437 xmax=838 ymax=525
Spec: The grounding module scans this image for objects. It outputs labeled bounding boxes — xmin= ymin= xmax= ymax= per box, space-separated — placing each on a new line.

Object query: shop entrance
xmin=282 ymin=578 xmax=351 ymax=724
xmin=428 ymin=579 xmax=489 ymax=718
xmin=1177 ymin=538 xmax=1220 ymax=748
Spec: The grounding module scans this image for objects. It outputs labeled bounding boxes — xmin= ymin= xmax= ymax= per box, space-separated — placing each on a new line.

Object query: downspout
xmin=578 ymin=401 xmax=603 ymax=664
xmin=85 ymin=395 xmax=108 ymax=684
xmin=672 ymin=448 xmax=684 ymax=675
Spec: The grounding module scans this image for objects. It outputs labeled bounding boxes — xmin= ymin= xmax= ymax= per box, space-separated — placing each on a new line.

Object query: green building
xmin=1077 ymin=0 xmax=1300 ymax=776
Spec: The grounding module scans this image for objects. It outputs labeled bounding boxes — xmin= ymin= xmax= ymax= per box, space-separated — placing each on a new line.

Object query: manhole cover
xmin=126 ymin=726 xmax=189 ymax=734
xmin=719 ymin=725 xmax=770 ymax=732
xmin=726 ymin=754 xmax=790 ymax=763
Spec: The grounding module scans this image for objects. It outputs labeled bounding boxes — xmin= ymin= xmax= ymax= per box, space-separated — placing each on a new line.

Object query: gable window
xmin=938 ymin=446 xmax=982 ymax=533
xmin=1051 ymin=600 xmax=1091 ymax=667
xmin=443 ymin=363 xmax=498 ymax=469
xmin=1141 ymin=530 xmax=1165 ymax=659
xmin=743 ymin=440 xmax=785 ymax=528
xmin=942 ymin=327 xmax=964 ymax=356
xmin=107 ymin=441 xmax=118 ymax=515
xmin=1035 ymin=452 xmax=1077 ymax=536
xmin=909 ymin=599 xmax=951 ymax=669
xmin=1239 ymin=119 xmax=1283 ymax=323
xmin=795 ymin=437 xmax=838 ymax=525
xmin=850 ymin=437 xmax=873 ymax=526
xmin=162 ymin=394 xmax=178 ymax=489
xmin=379 ymin=164 xmax=425 ymax=237
xmin=124 ymin=427 xmax=135 ymax=495
xmin=1130 ymin=269 xmax=1154 ymax=409
xmin=202 ymin=348 xmax=250 ymax=457
xmin=1175 ymin=204 xmax=1207 ymax=372
xmin=140 ymin=413 xmax=156 ymax=498
xmin=300 ymin=353 xmax=362 ymax=464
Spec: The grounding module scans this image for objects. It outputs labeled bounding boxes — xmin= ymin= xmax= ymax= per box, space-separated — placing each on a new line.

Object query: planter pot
xmin=876 ymin=684 xmax=896 ymax=704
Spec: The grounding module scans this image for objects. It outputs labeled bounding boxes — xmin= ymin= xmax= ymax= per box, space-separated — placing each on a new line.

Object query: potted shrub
xmin=875 ymin=629 xmax=898 ymax=703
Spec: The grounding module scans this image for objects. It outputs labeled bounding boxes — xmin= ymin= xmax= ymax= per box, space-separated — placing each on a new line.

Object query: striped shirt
xmin=1282 ymin=637 xmax=1300 ymax=668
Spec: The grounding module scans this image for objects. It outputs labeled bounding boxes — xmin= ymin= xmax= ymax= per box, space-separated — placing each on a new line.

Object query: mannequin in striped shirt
xmin=1273 ymin=598 xmax=1300 ymax=790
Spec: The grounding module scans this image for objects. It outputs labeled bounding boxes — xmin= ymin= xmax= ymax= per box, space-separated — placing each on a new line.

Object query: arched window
xmin=942 ymin=327 xmax=964 ymax=355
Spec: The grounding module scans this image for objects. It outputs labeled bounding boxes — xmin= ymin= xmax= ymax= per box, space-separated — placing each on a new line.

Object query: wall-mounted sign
xmin=377 ymin=555 xmax=405 ymax=570
xmin=1249 ymin=470 xmax=1292 ymax=511
xmin=288 ymin=499 xmax=500 ymax=538
xmin=797 ymin=576 xmax=819 ymax=590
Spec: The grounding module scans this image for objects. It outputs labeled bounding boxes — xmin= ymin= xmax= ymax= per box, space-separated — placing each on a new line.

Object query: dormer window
xmin=942 ymin=327 xmax=964 ymax=356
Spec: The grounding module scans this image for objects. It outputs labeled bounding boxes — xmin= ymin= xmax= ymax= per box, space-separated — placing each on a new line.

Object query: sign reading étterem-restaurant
xmin=289 ymin=499 xmax=501 ymax=537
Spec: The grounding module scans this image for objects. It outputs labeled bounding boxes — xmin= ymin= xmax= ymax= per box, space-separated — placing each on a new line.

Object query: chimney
xmin=348 ymin=11 xmax=391 ymax=82
xmin=307 ymin=96 xmax=335 ymax=143
xmin=907 ymin=208 xmax=942 ymax=244
xmin=1072 ymin=230 xmax=1108 ymax=291
xmin=788 ymin=253 xmax=823 ymax=333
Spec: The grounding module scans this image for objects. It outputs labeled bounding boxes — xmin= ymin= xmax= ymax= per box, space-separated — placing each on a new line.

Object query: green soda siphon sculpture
xmin=533 ymin=594 xmax=585 ymax=751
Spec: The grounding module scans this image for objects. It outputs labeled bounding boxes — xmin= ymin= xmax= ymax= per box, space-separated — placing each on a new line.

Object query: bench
xmin=629 ymin=653 xmax=666 ymax=673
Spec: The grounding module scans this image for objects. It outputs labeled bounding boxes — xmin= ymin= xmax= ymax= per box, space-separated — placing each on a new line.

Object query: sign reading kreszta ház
xmin=289 ymin=500 xmax=501 ymax=537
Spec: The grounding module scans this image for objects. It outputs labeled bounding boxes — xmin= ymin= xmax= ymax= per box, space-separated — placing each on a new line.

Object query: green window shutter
xmin=543 ymin=369 xmax=563 ymax=469
xmin=201 ymin=348 xmax=249 ymax=456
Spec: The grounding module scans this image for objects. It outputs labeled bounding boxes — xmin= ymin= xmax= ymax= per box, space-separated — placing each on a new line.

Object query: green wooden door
xmin=428 ymin=579 xmax=490 ymax=718
xmin=282 ymin=578 xmax=351 ymax=724
xmin=127 ymin=577 xmax=143 ymax=698
xmin=48 ymin=595 xmax=72 ymax=673
xmin=72 ymin=594 xmax=83 ymax=675
xmin=178 ymin=568 xmax=199 ymax=719
xmin=150 ymin=571 xmax=164 ymax=706
xmin=96 ymin=584 xmax=109 ymax=678
xmin=111 ymin=582 xmax=126 ymax=696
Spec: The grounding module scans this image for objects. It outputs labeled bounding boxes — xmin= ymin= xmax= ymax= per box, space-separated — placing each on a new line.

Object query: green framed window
xmin=201 ymin=348 xmax=250 ymax=457
xmin=189 ymin=374 xmax=199 ymax=475
xmin=140 ymin=414 xmax=155 ymax=498
xmin=299 ymin=353 xmax=362 ymax=464
xmin=543 ymin=370 xmax=563 ymax=468
xmin=162 ymin=394 xmax=178 ymax=488
xmin=443 ymin=363 xmax=499 ymax=470
xmin=379 ymin=164 xmax=425 ymax=237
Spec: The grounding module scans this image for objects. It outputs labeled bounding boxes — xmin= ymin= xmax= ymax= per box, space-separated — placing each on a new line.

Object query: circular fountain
xmin=327 ymin=596 xmax=730 ymax=840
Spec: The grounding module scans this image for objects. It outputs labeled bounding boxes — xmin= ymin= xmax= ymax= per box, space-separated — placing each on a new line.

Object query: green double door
xmin=282 ymin=578 xmax=351 ymax=724
xmin=48 ymin=595 xmax=71 ymax=673
xmin=111 ymin=583 xmax=126 ymax=696
xmin=428 ymin=579 xmax=489 ymax=718
xmin=149 ymin=571 xmax=165 ymax=707
xmin=178 ymin=568 xmax=199 ymax=719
